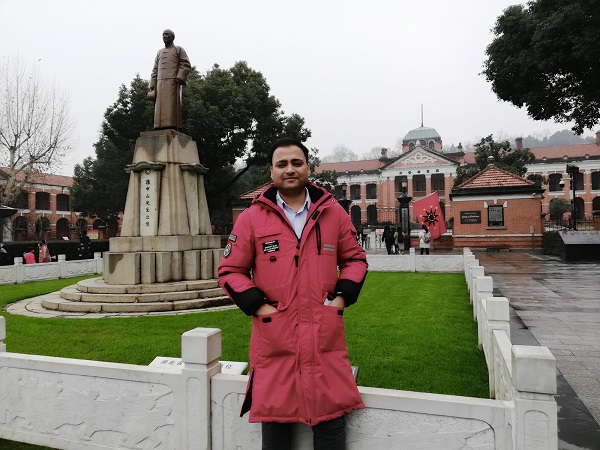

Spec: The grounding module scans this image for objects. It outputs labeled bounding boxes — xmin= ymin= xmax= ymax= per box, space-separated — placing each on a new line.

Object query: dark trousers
xmin=420 ymin=248 xmax=429 ymax=255
xmin=262 ymin=416 xmax=346 ymax=450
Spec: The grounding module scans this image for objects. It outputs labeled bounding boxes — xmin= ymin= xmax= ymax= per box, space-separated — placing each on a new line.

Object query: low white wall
xmin=366 ymin=247 xmax=463 ymax=273
xmin=0 ymin=253 xmax=103 ymax=285
xmin=0 ymin=249 xmax=558 ymax=449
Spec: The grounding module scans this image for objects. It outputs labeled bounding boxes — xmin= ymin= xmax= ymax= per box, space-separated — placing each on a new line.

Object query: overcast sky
xmin=3 ymin=0 xmax=593 ymax=175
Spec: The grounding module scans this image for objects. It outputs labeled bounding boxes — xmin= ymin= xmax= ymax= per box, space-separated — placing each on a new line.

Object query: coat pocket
xmin=253 ymin=310 xmax=296 ymax=358
xmin=318 ymin=305 xmax=346 ymax=353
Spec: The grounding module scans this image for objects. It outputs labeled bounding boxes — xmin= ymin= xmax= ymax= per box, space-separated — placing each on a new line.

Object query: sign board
xmin=460 ymin=210 xmax=481 ymax=224
xmin=149 ymin=357 xmax=247 ymax=375
xmin=88 ymin=229 xmax=99 ymax=240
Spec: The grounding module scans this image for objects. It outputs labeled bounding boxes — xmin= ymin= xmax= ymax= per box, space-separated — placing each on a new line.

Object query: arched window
xmin=574 ymin=197 xmax=585 ymax=219
xmin=428 ymin=140 xmax=434 ymax=150
xmin=35 ymin=217 xmax=51 ymax=240
xmin=93 ymin=219 xmax=106 ymax=229
xmin=13 ymin=216 xmax=29 ymax=241
xmin=367 ymin=205 xmax=378 ymax=223
xmin=592 ymin=197 xmax=600 ymax=217
xmin=56 ymin=218 xmax=70 ymax=240
xmin=350 ymin=206 xmax=361 ymax=229
xmin=35 ymin=192 xmax=50 ymax=210
xmin=75 ymin=218 xmax=88 ymax=237
xmin=409 ymin=142 xmax=415 ymax=151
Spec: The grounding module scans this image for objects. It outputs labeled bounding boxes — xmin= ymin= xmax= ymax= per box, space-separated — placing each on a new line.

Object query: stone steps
xmin=40 ymin=276 xmax=232 ymax=314
xmin=42 ymin=292 xmax=231 ymax=313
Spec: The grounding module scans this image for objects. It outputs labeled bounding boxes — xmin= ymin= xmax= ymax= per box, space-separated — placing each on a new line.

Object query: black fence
xmin=545 ymin=219 xmax=597 ymax=231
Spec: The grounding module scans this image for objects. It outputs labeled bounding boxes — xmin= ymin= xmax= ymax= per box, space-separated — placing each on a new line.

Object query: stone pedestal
xmin=104 ymin=130 xmax=220 ymax=285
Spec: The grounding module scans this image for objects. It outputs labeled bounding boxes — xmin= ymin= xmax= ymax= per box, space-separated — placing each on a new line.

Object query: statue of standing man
xmin=148 ymin=29 xmax=191 ymax=130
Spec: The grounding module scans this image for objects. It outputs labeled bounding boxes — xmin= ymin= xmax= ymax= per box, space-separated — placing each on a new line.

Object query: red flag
xmin=412 ymin=192 xmax=447 ymax=241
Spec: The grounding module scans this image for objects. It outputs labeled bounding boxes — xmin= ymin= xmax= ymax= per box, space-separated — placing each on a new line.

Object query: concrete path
xmin=475 ymin=250 xmax=600 ymax=450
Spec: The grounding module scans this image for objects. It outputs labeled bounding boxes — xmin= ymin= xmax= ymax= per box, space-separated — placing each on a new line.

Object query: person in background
xmin=39 ymin=239 xmax=52 ymax=263
xmin=418 ymin=224 xmax=431 ymax=255
xmin=398 ymin=230 xmax=405 ymax=255
xmin=23 ymin=248 xmax=36 ymax=264
xmin=393 ymin=227 xmax=399 ymax=255
xmin=218 ymin=137 xmax=368 ymax=450
xmin=382 ymin=225 xmax=394 ymax=255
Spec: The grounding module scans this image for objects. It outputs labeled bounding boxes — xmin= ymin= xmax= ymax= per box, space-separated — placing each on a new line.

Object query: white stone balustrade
xmin=0 ymin=250 xmax=558 ymax=449
xmin=0 ymin=253 xmax=103 ymax=286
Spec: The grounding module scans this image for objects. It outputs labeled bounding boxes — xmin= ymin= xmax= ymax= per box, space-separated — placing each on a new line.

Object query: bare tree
xmin=0 ymin=56 xmax=73 ymax=206
xmin=321 ymin=145 xmax=359 ymax=163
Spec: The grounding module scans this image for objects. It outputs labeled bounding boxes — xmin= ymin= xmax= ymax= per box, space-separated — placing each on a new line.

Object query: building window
xmin=432 ymin=174 xmax=445 ymax=192
xmin=488 ymin=206 xmax=504 ymax=227
xmin=592 ymin=172 xmax=600 ymax=190
xmin=548 ymin=173 xmax=563 ymax=192
xmin=350 ymin=185 xmax=361 ymax=200
xmin=57 ymin=194 xmax=70 ymax=211
xmin=35 ymin=192 xmax=50 ymax=211
xmin=574 ymin=172 xmax=584 ymax=190
xmin=428 ymin=140 xmax=434 ymax=150
xmin=409 ymin=142 xmax=415 ymax=151
xmin=366 ymin=183 xmax=377 ymax=199
xmin=367 ymin=205 xmax=378 ymax=223
xmin=11 ymin=191 xmax=29 ymax=209
xmin=350 ymin=205 xmax=361 ymax=228
xmin=413 ymin=175 xmax=426 ymax=193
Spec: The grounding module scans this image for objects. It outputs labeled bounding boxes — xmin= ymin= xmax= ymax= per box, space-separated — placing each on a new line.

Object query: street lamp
xmin=338 ymin=182 xmax=352 ymax=214
xmin=566 ymin=164 xmax=579 ymax=230
xmin=396 ymin=180 xmax=412 ymax=246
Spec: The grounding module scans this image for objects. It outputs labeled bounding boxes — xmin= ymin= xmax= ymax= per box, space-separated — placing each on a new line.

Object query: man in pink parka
xmin=218 ymin=138 xmax=368 ymax=449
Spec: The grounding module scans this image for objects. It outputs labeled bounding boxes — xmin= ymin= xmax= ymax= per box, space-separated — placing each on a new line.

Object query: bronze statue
xmin=148 ymin=29 xmax=191 ymax=130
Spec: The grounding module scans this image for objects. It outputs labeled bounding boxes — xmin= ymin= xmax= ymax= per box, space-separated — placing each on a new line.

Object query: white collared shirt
xmin=276 ymin=188 xmax=310 ymax=239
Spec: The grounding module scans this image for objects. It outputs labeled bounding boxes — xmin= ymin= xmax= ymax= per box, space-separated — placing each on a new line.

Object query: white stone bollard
xmin=485 ymin=297 xmax=510 ymax=397
xmin=58 ymin=254 xmax=67 ymax=279
xmin=94 ymin=252 xmax=103 ymax=274
xmin=468 ymin=263 xmax=483 ymax=297
xmin=180 ymin=327 xmax=222 ymax=450
xmin=511 ymin=345 xmax=558 ymax=450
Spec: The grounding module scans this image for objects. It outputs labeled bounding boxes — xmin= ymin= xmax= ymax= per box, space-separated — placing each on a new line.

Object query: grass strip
xmin=1 ymin=272 xmax=488 ymax=449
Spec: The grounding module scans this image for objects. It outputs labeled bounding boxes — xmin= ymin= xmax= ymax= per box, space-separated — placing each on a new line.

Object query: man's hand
xmin=255 ymin=303 xmax=278 ymax=316
xmin=329 ymin=296 xmax=345 ymax=308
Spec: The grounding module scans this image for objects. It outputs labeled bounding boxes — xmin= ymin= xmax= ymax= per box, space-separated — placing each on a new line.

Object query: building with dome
xmin=314 ymin=126 xmax=600 ymax=247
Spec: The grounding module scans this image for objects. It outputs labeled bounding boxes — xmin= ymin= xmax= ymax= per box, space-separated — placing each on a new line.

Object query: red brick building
xmin=450 ymin=165 xmax=545 ymax=249
xmin=314 ymin=126 xmax=600 ymax=235
xmin=1 ymin=170 xmax=121 ymax=242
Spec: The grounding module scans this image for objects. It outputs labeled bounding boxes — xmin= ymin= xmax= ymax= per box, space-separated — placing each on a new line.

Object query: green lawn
xmin=0 ymin=272 xmax=489 ymax=449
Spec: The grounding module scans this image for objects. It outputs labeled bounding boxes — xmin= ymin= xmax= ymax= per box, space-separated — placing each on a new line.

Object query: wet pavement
xmin=475 ymin=250 xmax=600 ymax=450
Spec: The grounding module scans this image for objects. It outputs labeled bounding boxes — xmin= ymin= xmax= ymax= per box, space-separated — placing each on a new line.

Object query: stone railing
xmin=0 ymin=249 xmax=558 ymax=449
xmin=366 ymin=247 xmax=464 ymax=273
xmin=0 ymin=253 xmax=103 ymax=285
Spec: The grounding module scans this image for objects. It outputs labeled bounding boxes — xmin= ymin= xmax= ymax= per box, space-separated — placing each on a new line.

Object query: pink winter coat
xmin=218 ymin=182 xmax=368 ymax=426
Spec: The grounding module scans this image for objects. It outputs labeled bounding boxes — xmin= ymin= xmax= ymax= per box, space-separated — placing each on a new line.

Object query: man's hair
xmin=163 ymin=29 xmax=175 ymax=39
xmin=269 ymin=138 xmax=309 ymax=164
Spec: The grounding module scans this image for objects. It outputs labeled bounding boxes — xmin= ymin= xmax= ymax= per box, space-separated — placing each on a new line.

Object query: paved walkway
xmin=475 ymin=250 xmax=600 ymax=450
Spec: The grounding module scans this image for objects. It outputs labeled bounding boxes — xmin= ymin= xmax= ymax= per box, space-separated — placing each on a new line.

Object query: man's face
xmin=162 ymin=31 xmax=174 ymax=44
xmin=270 ymin=145 xmax=310 ymax=195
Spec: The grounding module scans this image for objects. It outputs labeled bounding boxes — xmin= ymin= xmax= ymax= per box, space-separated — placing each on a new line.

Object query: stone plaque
xmin=140 ymin=169 xmax=160 ymax=235
xmin=460 ymin=210 xmax=481 ymax=224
